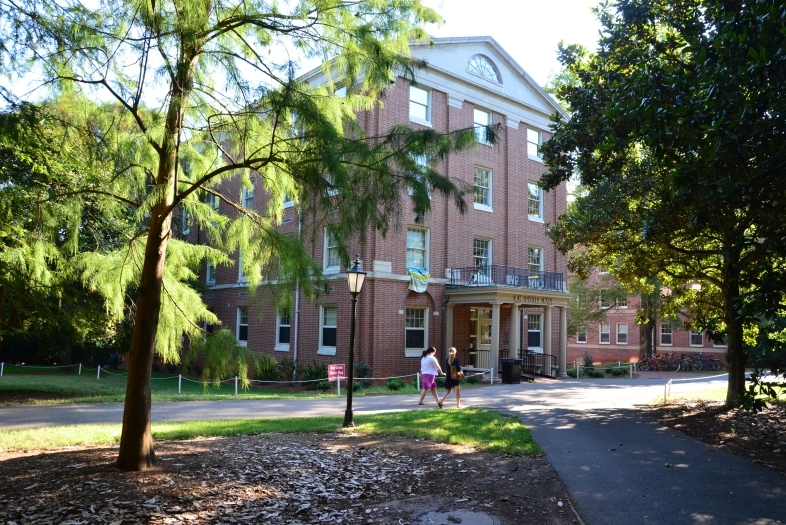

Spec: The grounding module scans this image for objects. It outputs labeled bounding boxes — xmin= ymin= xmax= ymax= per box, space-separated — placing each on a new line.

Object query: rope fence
xmin=572 ymin=361 xmax=637 ymax=379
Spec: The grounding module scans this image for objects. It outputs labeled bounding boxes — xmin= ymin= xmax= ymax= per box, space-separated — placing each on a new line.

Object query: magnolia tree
xmin=0 ymin=0 xmax=481 ymax=470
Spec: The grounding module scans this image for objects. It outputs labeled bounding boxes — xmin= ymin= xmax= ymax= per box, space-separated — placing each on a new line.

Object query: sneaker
xmin=438 ymin=402 xmax=443 ymax=409
xmin=418 ymin=402 xmax=425 ymax=405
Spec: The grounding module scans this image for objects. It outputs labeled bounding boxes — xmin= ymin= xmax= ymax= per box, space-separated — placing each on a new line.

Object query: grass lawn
xmin=0 ymin=367 xmax=485 ymax=404
xmin=0 ymin=408 xmax=540 ymax=456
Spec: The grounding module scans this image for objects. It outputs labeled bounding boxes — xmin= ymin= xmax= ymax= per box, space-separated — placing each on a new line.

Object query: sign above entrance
xmin=514 ymin=295 xmax=554 ymax=304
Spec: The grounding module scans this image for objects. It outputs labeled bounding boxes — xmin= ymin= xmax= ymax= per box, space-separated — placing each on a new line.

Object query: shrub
xmin=589 ymin=369 xmax=605 ymax=378
xmin=435 ymin=376 xmax=446 ymax=388
xmin=352 ymin=380 xmax=363 ymax=392
xmin=354 ymin=362 xmax=372 ymax=387
xmin=276 ymin=357 xmax=300 ymax=382
xmin=301 ymin=361 xmax=328 ymax=389
xmin=107 ymin=353 xmax=120 ymax=370
xmin=583 ymin=350 xmax=594 ymax=369
xmin=611 ymin=367 xmax=626 ymax=377
xmin=386 ymin=378 xmax=406 ymax=391
xmin=186 ymin=363 xmax=202 ymax=376
xmin=567 ymin=368 xmax=578 ymax=378
xmin=316 ymin=380 xmax=332 ymax=391
xmin=464 ymin=373 xmax=481 ymax=384
xmin=255 ymin=355 xmax=281 ymax=381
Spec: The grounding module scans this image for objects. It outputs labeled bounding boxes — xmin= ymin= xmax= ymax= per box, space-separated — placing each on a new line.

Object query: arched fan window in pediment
xmin=467 ymin=55 xmax=501 ymax=83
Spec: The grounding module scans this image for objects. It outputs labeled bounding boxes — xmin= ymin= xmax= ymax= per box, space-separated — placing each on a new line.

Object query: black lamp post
xmin=343 ymin=256 xmax=366 ymax=427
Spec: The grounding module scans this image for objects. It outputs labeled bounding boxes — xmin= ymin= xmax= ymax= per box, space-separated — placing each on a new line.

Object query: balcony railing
xmin=445 ymin=265 xmax=564 ymax=292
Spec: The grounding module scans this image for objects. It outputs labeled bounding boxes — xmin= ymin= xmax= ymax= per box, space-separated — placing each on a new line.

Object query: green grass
xmin=0 ymin=409 xmax=539 ymax=456
xmin=0 ymin=369 xmax=482 ymax=404
xmin=662 ymin=385 xmax=786 ymax=404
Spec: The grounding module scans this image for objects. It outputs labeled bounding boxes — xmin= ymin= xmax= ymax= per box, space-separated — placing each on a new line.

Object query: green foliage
xmin=566 ymin=368 xmax=578 ymax=378
xmin=386 ymin=378 xmax=406 ymax=391
xmin=316 ymin=381 xmax=333 ymax=392
xmin=254 ymin=355 xmax=281 ymax=382
xmin=609 ymin=367 xmax=626 ymax=377
xmin=301 ymin=361 xmax=328 ymax=389
xmin=435 ymin=376 xmax=446 ymax=388
xmin=186 ymin=329 xmax=257 ymax=389
xmin=352 ymin=380 xmax=363 ymax=392
xmin=276 ymin=357 xmax=301 ymax=382
xmin=582 ymin=350 xmax=594 ymax=369
xmin=589 ymin=370 xmax=605 ymax=378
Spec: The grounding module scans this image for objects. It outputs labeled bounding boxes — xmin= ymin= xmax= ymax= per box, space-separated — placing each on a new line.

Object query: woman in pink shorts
xmin=418 ymin=346 xmax=445 ymax=408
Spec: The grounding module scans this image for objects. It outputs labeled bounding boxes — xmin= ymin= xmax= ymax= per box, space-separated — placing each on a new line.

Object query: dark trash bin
xmin=501 ymin=358 xmax=522 ymax=384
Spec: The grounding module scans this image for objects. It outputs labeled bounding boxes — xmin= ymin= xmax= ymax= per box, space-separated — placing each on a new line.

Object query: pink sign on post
xmin=328 ymin=364 xmax=346 ymax=382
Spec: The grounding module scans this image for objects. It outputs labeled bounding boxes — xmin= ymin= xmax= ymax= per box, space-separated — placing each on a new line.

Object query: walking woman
xmin=440 ymin=347 xmax=463 ymax=408
xmin=419 ymin=346 xmax=444 ymax=408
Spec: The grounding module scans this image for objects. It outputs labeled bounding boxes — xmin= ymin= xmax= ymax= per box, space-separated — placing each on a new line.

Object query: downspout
xmin=441 ymin=295 xmax=450 ymax=362
xmin=292 ymin=208 xmax=302 ymax=381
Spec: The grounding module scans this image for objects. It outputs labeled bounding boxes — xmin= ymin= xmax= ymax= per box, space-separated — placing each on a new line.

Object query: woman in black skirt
xmin=440 ymin=347 xmax=463 ymax=408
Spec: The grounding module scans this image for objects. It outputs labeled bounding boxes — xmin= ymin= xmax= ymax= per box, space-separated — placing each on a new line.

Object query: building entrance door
xmin=470 ymin=308 xmax=492 ymax=368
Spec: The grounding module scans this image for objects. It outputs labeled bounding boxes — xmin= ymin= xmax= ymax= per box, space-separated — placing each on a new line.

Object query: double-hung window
xmin=528 ymin=247 xmax=543 ymax=273
xmin=319 ymin=306 xmax=337 ymax=355
xmin=474 ymin=108 xmax=491 ymax=144
xmin=473 ymin=238 xmax=491 ymax=280
xmin=242 ymin=186 xmax=254 ymax=209
xmin=324 ymin=231 xmax=340 ymax=273
xmin=473 ymin=166 xmax=492 ymax=210
xmin=409 ymin=85 xmax=431 ymax=125
xmin=527 ymin=128 xmax=542 ymax=160
xmin=181 ymin=207 xmax=190 ymax=236
xmin=660 ymin=324 xmax=673 ymax=346
xmin=617 ymin=296 xmax=628 ymax=308
xmin=237 ymin=250 xmax=247 ymax=283
xmin=406 ymin=228 xmax=429 ymax=270
xmin=599 ymin=289 xmax=610 ymax=309
xmin=208 ymin=193 xmax=220 ymax=212
xmin=236 ymin=307 xmax=248 ymax=346
xmin=527 ymin=182 xmax=543 ymax=221
xmin=206 ymin=261 xmax=216 ymax=285
xmin=407 ymin=154 xmax=430 ymax=197
xmin=617 ymin=323 xmax=628 ymax=344
xmin=576 ymin=326 xmax=587 ymax=343
xmin=275 ymin=309 xmax=290 ymax=351
xmin=405 ymin=308 xmax=427 ymax=356
xmin=528 ymin=314 xmax=542 ymax=350
xmin=600 ymin=323 xmax=610 ymax=344
xmin=690 ymin=330 xmax=704 ymax=346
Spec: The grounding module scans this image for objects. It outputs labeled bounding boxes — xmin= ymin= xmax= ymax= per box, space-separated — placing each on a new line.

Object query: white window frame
xmin=600 ymin=323 xmax=610 ymax=344
xmin=528 ymin=314 xmax=542 ymax=352
xmin=237 ymin=250 xmax=247 ymax=283
xmin=712 ymin=336 xmax=728 ymax=348
xmin=576 ymin=326 xmax=587 ymax=344
xmin=275 ymin=309 xmax=291 ymax=352
xmin=473 ymin=238 xmax=491 ymax=279
xmin=406 ymin=227 xmax=429 ymax=270
xmin=467 ymin=55 xmax=501 ymax=84
xmin=617 ymin=296 xmax=628 ymax=309
xmin=318 ymin=305 xmax=337 ymax=355
xmin=660 ymin=324 xmax=673 ymax=346
xmin=181 ymin=206 xmax=190 ymax=236
xmin=409 ymin=85 xmax=431 ymax=126
xmin=527 ymin=128 xmax=543 ymax=160
xmin=242 ymin=186 xmax=254 ymax=209
xmin=616 ymin=323 xmax=628 ymax=345
xmin=474 ymin=108 xmax=492 ymax=145
xmin=690 ymin=330 xmax=704 ymax=347
xmin=528 ymin=246 xmax=544 ymax=273
xmin=323 ymin=230 xmax=340 ymax=274
xmin=335 ymin=85 xmax=347 ymax=98
xmin=283 ymin=194 xmax=294 ymax=208
xmin=527 ymin=182 xmax=543 ymax=222
xmin=599 ymin=289 xmax=610 ymax=309
xmin=208 ymin=193 xmax=220 ymax=212
xmin=404 ymin=307 xmax=429 ymax=357
xmin=236 ymin=307 xmax=248 ymax=346
xmin=206 ymin=261 xmax=216 ymax=285
xmin=473 ymin=166 xmax=492 ymax=211
xmin=407 ymin=154 xmax=430 ymax=197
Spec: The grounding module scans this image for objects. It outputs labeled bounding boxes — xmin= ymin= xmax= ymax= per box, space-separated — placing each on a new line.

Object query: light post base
xmin=343 ymin=410 xmax=355 ymax=427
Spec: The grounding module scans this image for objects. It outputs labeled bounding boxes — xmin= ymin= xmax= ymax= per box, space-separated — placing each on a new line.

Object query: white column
xmin=491 ymin=302 xmax=501 ymax=380
xmin=559 ymin=306 xmax=568 ymax=377
xmin=543 ymin=305 xmax=552 ymax=359
xmin=445 ymin=304 xmax=454 ymax=351
xmin=510 ymin=304 xmax=520 ymax=359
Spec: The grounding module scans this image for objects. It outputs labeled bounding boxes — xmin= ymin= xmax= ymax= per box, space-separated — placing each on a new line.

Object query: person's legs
xmin=419 ymin=388 xmax=428 ymax=404
xmin=440 ymin=388 xmax=453 ymax=405
xmin=455 ymin=385 xmax=461 ymax=407
xmin=430 ymin=386 xmax=441 ymax=405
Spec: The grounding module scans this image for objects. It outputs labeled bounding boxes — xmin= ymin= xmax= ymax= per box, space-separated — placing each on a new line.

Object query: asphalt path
xmin=1 ymin=374 xmax=784 ymax=525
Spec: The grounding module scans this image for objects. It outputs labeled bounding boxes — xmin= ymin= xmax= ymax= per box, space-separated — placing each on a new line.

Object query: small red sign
xmin=328 ymin=364 xmax=346 ymax=382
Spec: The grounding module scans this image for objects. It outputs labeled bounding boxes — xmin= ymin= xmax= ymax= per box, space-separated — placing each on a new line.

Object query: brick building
xmin=196 ymin=37 xmax=572 ymax=379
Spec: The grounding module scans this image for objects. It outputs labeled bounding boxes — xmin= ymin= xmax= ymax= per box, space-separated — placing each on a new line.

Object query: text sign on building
xmin=328 ymin=364 xmax=346 ymax=382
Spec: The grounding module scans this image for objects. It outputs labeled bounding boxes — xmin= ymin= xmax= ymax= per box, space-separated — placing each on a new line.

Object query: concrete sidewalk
xmin=1 ymin=376 xmax=784 ymax=524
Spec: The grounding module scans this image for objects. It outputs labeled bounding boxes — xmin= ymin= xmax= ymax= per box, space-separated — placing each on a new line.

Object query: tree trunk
xmin=722 ymin=259 xmax=746 ymax=408
xmin=116 ymin=208 xmax=171 ymax=471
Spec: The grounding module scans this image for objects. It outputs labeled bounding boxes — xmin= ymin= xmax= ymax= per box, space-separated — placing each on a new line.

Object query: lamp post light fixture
xmin=343 ymin=256 xmax=366 ymax=428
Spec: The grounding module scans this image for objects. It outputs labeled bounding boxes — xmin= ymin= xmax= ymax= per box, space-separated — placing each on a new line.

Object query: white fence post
xmin=337 ymin=377 xmax=341 ymax=397
xmin=234 ymin=376 xmax=238 ymax=398
xmin=1 ymin=362 xmax=3 ymax=377
xmin=78 ymin=363 xmax=82 ymax=376
xmin=577 ymin=361 xmax=580 ymax=378
xmin=97 ymin=365 xmax=101 ymax=380
xmin=664 ymin=379 xmax=672 ymax=403
xmin=417 ymin=372 xmax=420 ymax=390
xmin=178 ymin=374 xmax=182 ymax=394
xmin=630 ymin=363 xmax=633 ymax=379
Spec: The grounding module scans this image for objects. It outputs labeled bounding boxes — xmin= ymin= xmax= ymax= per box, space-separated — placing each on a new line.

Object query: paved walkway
xmin=1 ymin=374 xmax=784 ymax=525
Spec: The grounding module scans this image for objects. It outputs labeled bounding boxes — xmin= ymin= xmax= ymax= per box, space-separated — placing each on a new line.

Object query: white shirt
xmin=421 ymin=354 xmax=441 ymax=375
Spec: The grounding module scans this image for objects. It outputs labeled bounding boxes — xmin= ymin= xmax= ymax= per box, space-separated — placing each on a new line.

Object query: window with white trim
xmin=599 ymin=289 xmax=610 ymax=309
xmin=409 ymin=85 xmax=431 ymax=125
xmin=206 ymin=261 xmax=216 ymax=285
xmin=473 ymin=238 xmax=491 ymax=272
xmin=474 ymin=108 xmax=491 ymax=144
xmin=208 ymin=193 xmax=220 ymax=212
xmin=275 ymin=309 xmax=290 ymax=351
xmin=467 ymin=55 xmax=500 ymax=83
xmin=474 ymin=166 xmax=492 ymax=209
xmin=712 ymin=335 xmax=727 ymax=348
xmin=324 ymin=231 xmax=340 ymax=273
xmin=406 ymin=227 xmax=429 ymax=270
xmin=527 ymin=128 xmax=542 ymax=159
xmin=528 ymin=247 xmax=543 ymax=273
xmin=617 ymin=296 xmax=628 ymax=308
xmin=238 ymin=250 xmax=247 ymax=283
xmin=527 ymin=182 xmax=543 ymax=220
xmin=576 ymin=326 xmax=587 ymax=343
xmin=690 ymin=330 xmax=704 ymax=346
xmin=335 ymin=85 xmax=347 ymax=98
xmin=181 ymin=207 xmax=190 ymax=236
xmin=660 ymin=324 xmax=673 ymax=346
xmin=528 ymin=314 xmax=542 ymax=349
xmin=407 ymin=154 xmax=430 ymax=197
xmin=242 ymin=186 xmax=254 ymax=209
xmin=600 ymin=323 xmax=610 ymax=344
xmin=318 ymin=306 xmax=337 ymax=355
xmin=405 ymin=307 xmax=428 ymax=356
xmin=236 ymin=307 xmax=248 ymax=346
xmin=283 ymin=194 xmax=294 ymax=208
xmin=617 ymin=323 xmax=628 ymax=344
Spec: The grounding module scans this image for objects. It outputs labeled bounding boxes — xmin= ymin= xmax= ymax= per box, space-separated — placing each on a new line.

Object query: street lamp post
xmin=343 ymin=256 xmax=366 ymax=427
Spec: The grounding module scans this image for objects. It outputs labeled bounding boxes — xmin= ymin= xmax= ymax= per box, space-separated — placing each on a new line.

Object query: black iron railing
xmin=519 ymin=350 xmax=558 ymax=378
xmin=446 ymin=265 xmax=564 ymax=292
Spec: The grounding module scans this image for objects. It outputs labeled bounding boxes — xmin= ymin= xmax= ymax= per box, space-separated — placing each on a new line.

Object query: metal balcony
xmin=445 ymin=265 xmax=565 ymax=292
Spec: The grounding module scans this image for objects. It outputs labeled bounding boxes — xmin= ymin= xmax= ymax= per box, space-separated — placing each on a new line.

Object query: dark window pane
xmin=279 ymin=326 xmax=290 ymax=344
xmin=238 ymin=325 xmax=248 ymax=341
xmin=323 ymin=327 xmax=336 ymax=347
xmin=406 ymin=330 xmax=425 ymax=348
xmin=528 ymin=331 xmax=540 ymax=348
xmin=206 ymin=324 xmax=214 ymax=334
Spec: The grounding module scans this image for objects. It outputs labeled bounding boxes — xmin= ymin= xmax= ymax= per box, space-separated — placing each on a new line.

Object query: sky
xmin=422 ymin=0 xmax=605 ymax=86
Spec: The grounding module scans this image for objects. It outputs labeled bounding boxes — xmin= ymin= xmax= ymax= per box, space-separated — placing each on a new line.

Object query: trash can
xmin=501 ymin=358 xmax=522 ymax=384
